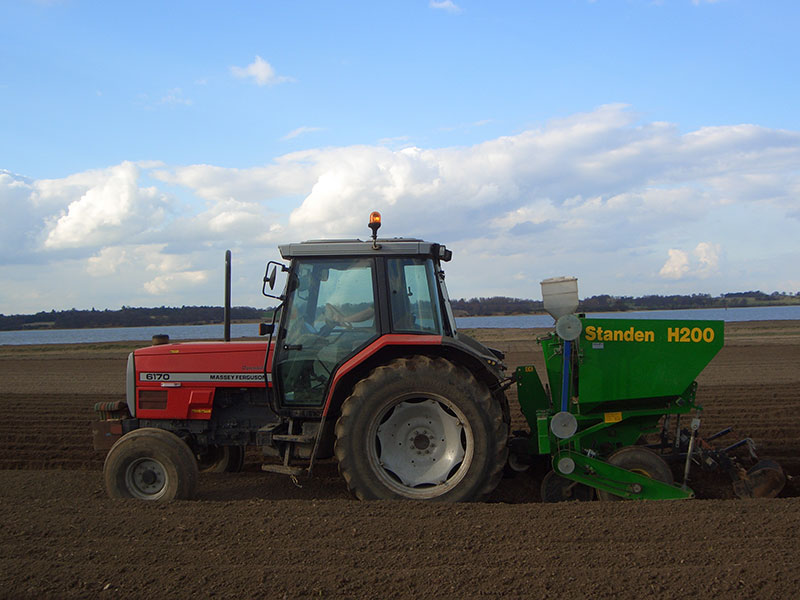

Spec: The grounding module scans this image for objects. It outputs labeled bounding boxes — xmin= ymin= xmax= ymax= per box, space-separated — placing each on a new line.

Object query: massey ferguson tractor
xmin=94 ymin=213 xmax=510 ymax=501
xmin=92 ymin=212 xmax=785 ymax=502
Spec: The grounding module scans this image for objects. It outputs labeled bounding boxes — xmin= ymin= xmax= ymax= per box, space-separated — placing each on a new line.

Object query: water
xmin=456 ymin=305 xmax=800 ymax=329
xmin=1 ymin=305 xmax=798 ymax=345
xmin=0 ymin=323 xmax=261 ymax=346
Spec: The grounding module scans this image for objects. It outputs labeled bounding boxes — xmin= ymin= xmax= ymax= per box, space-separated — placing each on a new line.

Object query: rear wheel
xmin=596 ymin=446 xmax=673 ymax=501
xmin=104 ymin=428 xmax=199 ymax=501
xmin=196 ymin=445 xmax=245 ymax=473
xmin=334 ymin=356 xmax=508 ymax=501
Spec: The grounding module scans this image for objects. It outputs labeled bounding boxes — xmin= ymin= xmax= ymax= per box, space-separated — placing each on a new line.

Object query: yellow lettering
xmin=584 ymin=325 xmax=655 ymax=343
xmin=703 ymin=328 xmax=714 ymax=343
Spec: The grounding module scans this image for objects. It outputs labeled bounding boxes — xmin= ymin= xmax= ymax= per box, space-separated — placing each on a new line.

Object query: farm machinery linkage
xmin=92 ymin=213 xmax=785 ymax=502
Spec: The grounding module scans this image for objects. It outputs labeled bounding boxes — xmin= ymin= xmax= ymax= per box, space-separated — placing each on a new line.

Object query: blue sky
xmin=1 ymin=0 xmax=799 ymax=314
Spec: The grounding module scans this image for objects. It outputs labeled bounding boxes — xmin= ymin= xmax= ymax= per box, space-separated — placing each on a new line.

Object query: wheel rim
xmin=125 ymin=457 xmax=169 ymax=500
xmin=370 ymin=396 xmax=473 ymax=499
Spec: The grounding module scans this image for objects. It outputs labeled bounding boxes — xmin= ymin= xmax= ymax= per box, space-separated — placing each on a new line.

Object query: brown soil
xmin=1 ymin=324 xmax=799 ymax=598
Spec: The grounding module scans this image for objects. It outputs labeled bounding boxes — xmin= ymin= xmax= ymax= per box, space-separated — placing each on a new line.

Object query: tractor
xmin=93 ymin=212 xmax=510 ymax=501
xmin=92 ymin=213 xmax=785 ymax=502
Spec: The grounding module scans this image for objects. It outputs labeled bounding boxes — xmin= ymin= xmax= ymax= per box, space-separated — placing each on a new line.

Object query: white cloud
xmin=86 ymin=246 xmax=129 ymax=277
xmin=86 ymin=243 xmax=209 ymax=301
xmin=282 ymin=126 xmax=323 ymax=141
xmin=143 ymin=271 xmax=208 ymax=295
xmin=694 ymin=242 xmax=721 ymax=276
xmin=2 ymin=104 xmax=800 ymax=312
xmin=430 ymin=1 xmax=461 ymax=13
xmin=659 ymin=242 xmax=721 ymax=281
xmin=659 ymin=249 xmax=690 ymax=279
xmin=0 ymin=170 xmax=39 ymax=260
xmin=41 ymin=162 xmax=169 ymax=249
xmin=230 ymin=56 xmax=293 ymax=86
xmin=160 ymin=87 xmax=192 ymax=106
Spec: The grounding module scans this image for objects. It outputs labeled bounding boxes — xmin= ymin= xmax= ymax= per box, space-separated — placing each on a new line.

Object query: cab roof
xmin=279 ymin=238 xmax=452 ymax=261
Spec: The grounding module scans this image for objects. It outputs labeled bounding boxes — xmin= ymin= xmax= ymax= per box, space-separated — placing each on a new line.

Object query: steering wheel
xmin=324 ymin=303 xmax=353 ymax=330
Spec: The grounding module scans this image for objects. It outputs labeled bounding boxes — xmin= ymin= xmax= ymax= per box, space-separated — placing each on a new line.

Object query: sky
xmin=1 ymin=0 xmax=799 ymax=315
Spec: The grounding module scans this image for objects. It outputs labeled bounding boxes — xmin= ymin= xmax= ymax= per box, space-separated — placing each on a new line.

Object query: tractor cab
xmin=268 ymin=227 xmax=460 ymax=410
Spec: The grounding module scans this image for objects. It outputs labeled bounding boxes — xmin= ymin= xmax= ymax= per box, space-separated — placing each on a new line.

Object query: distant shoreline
xmin=4 ymin=298 xmax=799 ymax=333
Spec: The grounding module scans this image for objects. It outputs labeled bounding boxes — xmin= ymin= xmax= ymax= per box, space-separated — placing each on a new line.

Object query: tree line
xmin=451 ymin=291 xmax=799 ymax=316
xmin=0 ymin=306 xmax=270 ymax=331
xmin=1 ymin=290 xmax=797 ymax=331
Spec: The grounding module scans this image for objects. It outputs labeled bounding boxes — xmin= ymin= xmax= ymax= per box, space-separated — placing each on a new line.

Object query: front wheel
xmin=104 ymin=428 xmax=199 ymax=501
xmin=334 ymin=356 xmax=508 ymax=501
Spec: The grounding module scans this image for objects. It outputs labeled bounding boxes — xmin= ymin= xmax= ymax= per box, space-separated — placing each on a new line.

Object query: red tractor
xmin=93 ymin=213 xmax=510 ymax=501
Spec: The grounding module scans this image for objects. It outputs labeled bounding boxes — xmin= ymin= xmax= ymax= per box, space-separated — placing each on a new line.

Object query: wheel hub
xmin=412 ymin=432 xmax=432 ymax=451
xmin=126 ymin=458 xmax=168 ymax=500
xmin=375 ymin=398 xmax=467 ymax=489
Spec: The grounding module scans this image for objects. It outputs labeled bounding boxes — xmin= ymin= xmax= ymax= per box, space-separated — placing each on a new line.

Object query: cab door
xmin=273 ymin=258 xmax=378 ymax=408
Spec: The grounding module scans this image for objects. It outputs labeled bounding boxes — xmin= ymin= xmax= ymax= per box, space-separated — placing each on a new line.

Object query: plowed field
xmin=1 ymin=322 xmax=799 ymax=599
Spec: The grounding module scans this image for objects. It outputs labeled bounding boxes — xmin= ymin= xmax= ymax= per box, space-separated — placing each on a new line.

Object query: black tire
xmin=334 ymin=356 xmax=508 ymax=501
xmin=196 ymin=445 xmax=246 ymax=473
xmin=596 ymin=446 xmax=673 ymax=501
xmin=540 ymin=470 xmax=594 ymax=502
xmin=104 ymin=428 xmax=199 ymax=501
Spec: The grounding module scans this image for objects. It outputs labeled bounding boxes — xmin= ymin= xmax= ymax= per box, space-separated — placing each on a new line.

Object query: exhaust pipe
xmin=224 ymin=249 xmax=231 ymax=342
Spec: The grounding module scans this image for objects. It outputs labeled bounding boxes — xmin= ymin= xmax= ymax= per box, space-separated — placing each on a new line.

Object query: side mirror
xmin=262 ymin=260 xmax=288 ymax=299
xmin=259 ymin=323 xmax=274 ymax=336
xmin=266 ymin=265 xmax=277 ymax=290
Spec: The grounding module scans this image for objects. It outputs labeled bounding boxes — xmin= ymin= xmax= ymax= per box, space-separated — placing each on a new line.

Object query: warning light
xmin=368 ymin=211 xmax=382 ymax=249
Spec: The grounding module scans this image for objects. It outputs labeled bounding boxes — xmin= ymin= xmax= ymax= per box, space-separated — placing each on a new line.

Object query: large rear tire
xmin=104 ymin=428 xmax=199 ymax=501
xmin=334 ymin=356 xmax=508 ymax=501
xmin=596 ymin=446 xmax=673 ymax=501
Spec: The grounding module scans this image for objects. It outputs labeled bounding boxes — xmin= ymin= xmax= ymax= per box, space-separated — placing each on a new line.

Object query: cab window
xmin=387 ymin=258 xmax=442 ymax=334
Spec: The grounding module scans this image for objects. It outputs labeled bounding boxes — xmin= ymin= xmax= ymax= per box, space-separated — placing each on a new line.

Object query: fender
xmin=322 ymin=334 xmax=443 ymax=416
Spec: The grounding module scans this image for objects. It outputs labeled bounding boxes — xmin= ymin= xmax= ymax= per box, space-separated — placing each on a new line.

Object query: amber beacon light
xmin=368 ymin=211 xmax=382 ymax=248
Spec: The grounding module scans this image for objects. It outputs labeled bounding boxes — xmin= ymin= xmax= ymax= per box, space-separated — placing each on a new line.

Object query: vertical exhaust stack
xmin=224 ymin=250 xmax=231 ymax=342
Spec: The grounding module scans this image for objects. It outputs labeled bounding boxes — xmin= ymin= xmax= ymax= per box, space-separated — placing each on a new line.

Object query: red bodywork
xmin=133 ymin=334 xmax=443 ymax=421
xmin=322 ymin=334 xmax=442 ymax=413
xmin=134 ymin=342 xmax=272 ymax=421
